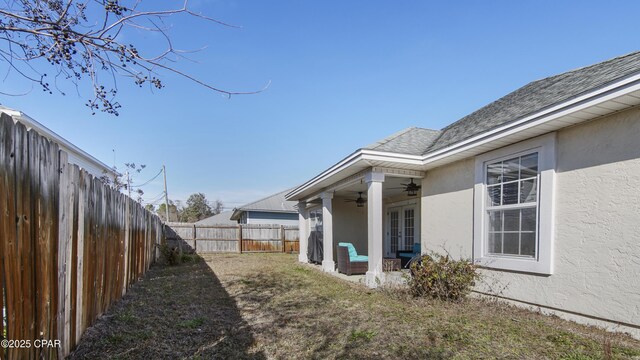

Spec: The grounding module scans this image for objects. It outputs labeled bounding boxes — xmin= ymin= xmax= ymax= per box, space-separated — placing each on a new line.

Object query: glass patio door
xmin=386 ymin=205 xmax=417 ymax=257
xmin=389 ymin=209 xmax=400 ymax=256
xmin=402 ymin=208 xmax=415 ymax=251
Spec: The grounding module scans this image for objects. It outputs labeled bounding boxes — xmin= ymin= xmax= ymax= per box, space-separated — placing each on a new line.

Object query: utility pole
xmin=163 ymin=164 xmax=170 ymax=222
xmin=126 ymin=171 xmax=131 ymax=199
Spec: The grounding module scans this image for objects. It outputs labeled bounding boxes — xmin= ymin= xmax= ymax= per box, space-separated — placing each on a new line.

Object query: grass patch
xmin=349 ymin=329 xmax=377 ymax=342
xmin=69 ymin=253 xmax=640 ymax=359
xmin=106 ymin=334 xmax=125 ymax=345
xmin=178 ymin=317 xmax=205 ymax=329
xmin=291 ymin=265 xmax=312 ymax=273
xmin=115 ymin=308 xmax=136 ymax=324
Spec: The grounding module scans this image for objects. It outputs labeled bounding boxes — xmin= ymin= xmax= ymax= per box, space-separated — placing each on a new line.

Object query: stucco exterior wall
xmin=421 ymin=108 xmax=640 ymax=335
xmin=422 ymin=158 xmax=475 ymax=260
xmin=332 ymin=198 xmax=368 ymax=257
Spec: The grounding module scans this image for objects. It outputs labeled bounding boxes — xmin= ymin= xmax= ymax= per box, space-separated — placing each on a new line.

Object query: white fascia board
xmin=286 ymin=149 xmax=364 ymax=200
xmin=360 ymin=150 xmax=424 ymax=164
xmin=229 ymin=208 xmax=243 ymax=221
xmin=422 ymin=73 xmax=640 ymax=165
xmin=285 ymin=149 xmax=424 ymax=200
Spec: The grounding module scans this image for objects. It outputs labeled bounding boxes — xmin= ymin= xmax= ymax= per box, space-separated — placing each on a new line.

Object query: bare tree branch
xmin=0 ymin=0 xmax=264 ymax=115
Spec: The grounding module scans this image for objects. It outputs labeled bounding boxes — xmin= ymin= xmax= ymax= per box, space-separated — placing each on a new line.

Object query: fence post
xmin=281 ymin=225 xmax=286 ymax=253
xmin=193 ymin=224 xmax=197 ymax=253
xmin=238 ymin=224 xmax=243 ymax=254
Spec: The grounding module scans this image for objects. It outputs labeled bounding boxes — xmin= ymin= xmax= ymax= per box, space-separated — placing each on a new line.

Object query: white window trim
xmin=473 ymin=132 xmax=556 ymax=275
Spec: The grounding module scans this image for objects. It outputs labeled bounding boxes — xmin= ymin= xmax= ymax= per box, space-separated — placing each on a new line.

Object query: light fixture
xmin=344 ymin=192 xmax=367 ymax=207
xmin=404 ymin=178 xmax=420 ymax=196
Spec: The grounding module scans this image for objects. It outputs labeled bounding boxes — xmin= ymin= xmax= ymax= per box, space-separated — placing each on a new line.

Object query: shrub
xmin=158 ymin=244 xmax=181 ymax=265
xmin=180 ymin=253 xmax=200 ymax=263
xmin=407 ymin=253 xmax=479 ymax=301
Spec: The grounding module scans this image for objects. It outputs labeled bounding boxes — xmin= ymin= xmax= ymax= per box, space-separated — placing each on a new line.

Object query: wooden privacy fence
xmin=0 ymin=113 xmax=164 ymax=359
xmin=165 ymin=223 xmax=299 ymax=253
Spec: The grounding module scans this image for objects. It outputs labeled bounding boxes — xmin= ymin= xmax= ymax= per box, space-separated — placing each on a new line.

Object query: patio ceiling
xmin=333 ymin=176 xmax=419 ymax=199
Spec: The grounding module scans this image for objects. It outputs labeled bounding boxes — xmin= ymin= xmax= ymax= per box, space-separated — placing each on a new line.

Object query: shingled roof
xmin=364 ymin=127 xmax=440 ymax=155
xmin=195 ymin=210 xmax=236 ymax=226
xmin=230 ymin=189 xmax=297 ymax=220
xmin=363 ymin=52 xmax=640 ymax=156
xmin=425 ymin=51 xmax=640 ymax=153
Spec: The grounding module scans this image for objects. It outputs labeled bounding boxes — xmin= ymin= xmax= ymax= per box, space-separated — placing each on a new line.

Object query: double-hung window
xmin=486 ymin=152 xmax=538 ymax=257
xmin=473 ymin=133 xmax=556 ymax=274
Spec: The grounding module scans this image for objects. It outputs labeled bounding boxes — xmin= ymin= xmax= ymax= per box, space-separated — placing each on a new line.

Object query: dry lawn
xmin=69 ymin=253 xmax=640 ymax=359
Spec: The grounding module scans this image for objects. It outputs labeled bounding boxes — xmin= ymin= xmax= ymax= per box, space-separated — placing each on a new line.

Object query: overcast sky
xmin=2 ymin=1 xmax=639 ymax=209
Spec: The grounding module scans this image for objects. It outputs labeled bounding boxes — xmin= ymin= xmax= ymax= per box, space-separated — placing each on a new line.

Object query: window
xmin=473 ymin=133 xmax=556 ymax=274
xmin=486 ymin=153 xmax=538 ymax=258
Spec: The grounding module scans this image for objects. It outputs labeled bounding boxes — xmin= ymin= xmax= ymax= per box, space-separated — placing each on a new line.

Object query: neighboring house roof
xmin=230 ymin=189 xmax=297 ymax=220
xmin=195 ymin=210 xmax=236 ymax=226
xmin=424 ymin=51 xmax=640 ymax=153
xmin=364 ymin=127 xmax=440 ymax=155
xmin=0 ymin=105 xmax=116 ymax=178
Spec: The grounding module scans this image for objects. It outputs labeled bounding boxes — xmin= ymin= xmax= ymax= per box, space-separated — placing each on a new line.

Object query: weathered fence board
xmin=0 ymin=114 xmax=15 ymax=360
xmin=0 ymin=113 xmax=164 ymax=359
xmin=166 ymin=223 xmax=299 ymax=254
xmin=16 ymin=121 xmax=35 ymax=351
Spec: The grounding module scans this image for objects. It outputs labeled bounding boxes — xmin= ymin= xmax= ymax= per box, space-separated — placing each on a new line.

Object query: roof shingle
xmin=235 ymin=189 xmax=297 ymax=213
xmin=364 ymin=127 xmax=441 ymax=155
xmin=425 ymin=51 xmax=640 ymax=153
xmin=195 ymin=210 xmax=236 ymax=225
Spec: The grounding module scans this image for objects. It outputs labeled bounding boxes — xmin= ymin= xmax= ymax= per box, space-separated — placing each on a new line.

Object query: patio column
xmin=365 ymin=171 xmax=385 ymax=288
xmin=297 ymin=201 xmax=308 ymax=263
xmin=321 ymin=192 xmax=335 ymax=272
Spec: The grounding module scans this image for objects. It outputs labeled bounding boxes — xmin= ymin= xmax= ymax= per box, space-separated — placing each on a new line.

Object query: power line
xmin=143 ymin=190 xmax=166 ymax=203
xmin=131 ymin=168 xmax=163 ymax=188
xmin=147 ymin=197 xmax=166 ymax=207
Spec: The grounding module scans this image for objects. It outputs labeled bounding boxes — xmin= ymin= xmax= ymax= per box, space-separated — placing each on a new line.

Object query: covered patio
xmin=290 ymin=167 xmax=424 ymax=288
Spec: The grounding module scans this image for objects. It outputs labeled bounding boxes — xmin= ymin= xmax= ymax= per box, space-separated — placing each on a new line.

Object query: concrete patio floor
xmin=302 ymin=262 xmax=409 ymax=287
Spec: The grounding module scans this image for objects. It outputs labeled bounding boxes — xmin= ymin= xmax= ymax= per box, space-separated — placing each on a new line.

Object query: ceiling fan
xmin=390 ymin=178 xmax=421 ymax=196
xmin=344 ymin=192 xmax=367 ymax=207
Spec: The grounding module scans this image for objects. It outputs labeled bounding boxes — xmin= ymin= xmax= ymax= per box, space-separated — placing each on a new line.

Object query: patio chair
xmin=337 ymin=242 xmax=368 ymax=276
xmin=397 ymin=243 xmax=421 ymax=268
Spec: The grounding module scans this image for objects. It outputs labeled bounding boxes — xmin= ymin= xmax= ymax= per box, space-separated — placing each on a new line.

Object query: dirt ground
xmin=68 ymin=253 xmax=640 ymax=359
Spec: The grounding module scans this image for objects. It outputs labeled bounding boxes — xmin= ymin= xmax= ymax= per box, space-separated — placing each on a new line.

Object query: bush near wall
xmin=407 ymin=253 xmax=480 ymax=301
